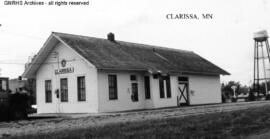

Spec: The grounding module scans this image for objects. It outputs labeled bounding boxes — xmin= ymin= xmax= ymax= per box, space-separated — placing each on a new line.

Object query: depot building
xmin=23 ymin=32 xmax=229 ymax=113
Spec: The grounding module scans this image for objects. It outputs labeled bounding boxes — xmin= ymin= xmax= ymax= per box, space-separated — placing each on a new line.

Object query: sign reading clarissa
xmin=55 ymin=59 xmax=74 ymax=75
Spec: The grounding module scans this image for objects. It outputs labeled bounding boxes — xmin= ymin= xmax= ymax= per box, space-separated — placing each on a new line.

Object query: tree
xmin=221 ymin=81 xmax=250 ymax=102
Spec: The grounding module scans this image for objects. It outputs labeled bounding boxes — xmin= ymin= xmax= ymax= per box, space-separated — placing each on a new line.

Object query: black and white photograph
xmin=0 ymin=0 xmax=270 ymax=138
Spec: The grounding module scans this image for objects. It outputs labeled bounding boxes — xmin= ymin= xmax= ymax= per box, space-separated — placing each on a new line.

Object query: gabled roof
xmin=23 ymin=32 xmax=229 ymax=78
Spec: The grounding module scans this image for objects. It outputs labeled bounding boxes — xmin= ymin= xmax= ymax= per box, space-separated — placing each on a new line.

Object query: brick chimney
xmin=107 ymin=32 xmax=115 ymax=42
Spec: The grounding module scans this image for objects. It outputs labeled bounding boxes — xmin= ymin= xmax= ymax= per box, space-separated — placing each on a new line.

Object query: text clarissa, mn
xmin=166 ymin=13 xmax=213 ymax=20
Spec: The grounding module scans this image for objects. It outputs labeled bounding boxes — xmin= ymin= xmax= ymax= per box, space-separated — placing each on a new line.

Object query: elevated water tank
xmin=254 ymin=30 xmax=268 ymax=42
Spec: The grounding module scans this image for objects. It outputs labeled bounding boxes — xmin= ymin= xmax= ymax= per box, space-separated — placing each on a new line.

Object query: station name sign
xmin=55 ymin=67 xmax=74 ymax=75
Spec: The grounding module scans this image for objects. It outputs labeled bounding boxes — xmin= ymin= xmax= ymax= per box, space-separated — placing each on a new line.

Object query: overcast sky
xmin=0 ymin=0 xmax=269 ymax=85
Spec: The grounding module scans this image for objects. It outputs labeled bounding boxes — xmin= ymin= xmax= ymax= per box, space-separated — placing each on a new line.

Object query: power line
xmin=0 ymin=30 xmax=45 ymax=40
xmin=0 ymin=59 xmax=77 ymax=65
xmin=0 ymin=62 xmax=25 ymax=65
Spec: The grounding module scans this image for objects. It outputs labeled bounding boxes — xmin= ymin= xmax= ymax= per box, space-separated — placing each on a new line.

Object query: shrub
xmin=0 ymin=102 xmax=10 ymax=121
xmin=248 ymin=92 xmax=256 ymax=101
xmin=0 ymin=93 xmax=31 ymax=121
xmin=9 ymin=93 xmax=31 ymax=120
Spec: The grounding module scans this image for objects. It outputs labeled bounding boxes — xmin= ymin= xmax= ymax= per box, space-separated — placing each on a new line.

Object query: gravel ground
xmin=245 ymin=130 xmax=270 ymax=139
xmin=1 ymin=101 xmax=270 ymax=138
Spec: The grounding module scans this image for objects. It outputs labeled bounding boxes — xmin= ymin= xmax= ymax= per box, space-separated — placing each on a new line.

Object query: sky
xmin=0 ymin=0 xmax=270 ymax=85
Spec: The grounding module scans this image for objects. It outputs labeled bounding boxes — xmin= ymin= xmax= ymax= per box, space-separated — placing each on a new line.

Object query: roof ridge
xmin=118 ymin=40 xmax=193 ymax=53
xmin=52 ymin=31 xmax=107 ymax=41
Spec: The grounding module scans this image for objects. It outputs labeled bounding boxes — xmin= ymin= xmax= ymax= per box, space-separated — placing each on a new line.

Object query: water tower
xmin=253 ymin=30 xmax=270 ymax=96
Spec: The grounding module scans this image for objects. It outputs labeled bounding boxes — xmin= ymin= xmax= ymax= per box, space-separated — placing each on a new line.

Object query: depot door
xmin=177 ymin=77 xmax=190 ymax=106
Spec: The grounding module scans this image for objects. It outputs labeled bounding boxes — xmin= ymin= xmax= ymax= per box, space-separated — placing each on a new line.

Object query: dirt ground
xmin=1 ymin=101 xmax=270 ymax=138
xmin=245 ymin=130 xmax=270 ymax=139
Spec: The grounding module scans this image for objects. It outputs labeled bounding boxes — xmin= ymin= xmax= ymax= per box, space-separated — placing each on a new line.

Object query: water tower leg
xmin=254 ymin=41 xmax=256 ymax=90
xmin=256 ymin=41 xmax=260 ymax=97
xmin=260 ymin=42 xmax=268 ymax=96
xmin=265 ymin=40 xmax=270 ymax=99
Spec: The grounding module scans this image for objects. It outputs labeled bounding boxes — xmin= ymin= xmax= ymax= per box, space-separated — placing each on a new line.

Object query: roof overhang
xmin=98 ymin=68 xmax=229 ymax=76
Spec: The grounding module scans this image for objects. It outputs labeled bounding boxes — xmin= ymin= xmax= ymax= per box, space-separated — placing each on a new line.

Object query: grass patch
xmin=8 ymin=106 xmax=270 ymax=139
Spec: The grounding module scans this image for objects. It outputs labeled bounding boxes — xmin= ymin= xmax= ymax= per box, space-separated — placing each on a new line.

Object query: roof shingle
xmin=54 ymin=32 xmax=230 ymax=75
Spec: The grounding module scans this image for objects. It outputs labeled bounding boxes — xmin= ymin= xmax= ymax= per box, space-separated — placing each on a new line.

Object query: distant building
xmin=8 ymin=78 xmax=36 ymax=104
xmin=9 ymin=78 xmax=26 ymax=93
xmin=23 ymin=32 xmax=230 ymax=113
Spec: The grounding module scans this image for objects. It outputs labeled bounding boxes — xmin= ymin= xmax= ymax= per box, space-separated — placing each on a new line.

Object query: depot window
xmin=60 ymin=78 xmax=68 ymax=102
xmin=144 ymin=76 xmax=151 ymax=99
xmin=45 ymin=80 xmax=52 ymax=103
xmin=77 ymin=76 xmax=86 ymax=101
xmin=108 ymin=75 xmax=118 ymax=100
xmin=159 ymin=76 xmax=171 ymax=98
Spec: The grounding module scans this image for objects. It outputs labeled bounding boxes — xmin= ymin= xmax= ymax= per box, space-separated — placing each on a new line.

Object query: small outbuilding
xmin=23 ymin=32 xmax=229 ymax=113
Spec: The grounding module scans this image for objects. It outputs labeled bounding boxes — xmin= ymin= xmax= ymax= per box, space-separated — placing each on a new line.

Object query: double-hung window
xmin=144 ymin=76 xmax=151 ymax=99
xmin=77 ymin=76 xmax=86 ymax=101
xmin=108 ymin=75 xmax=118 ymax=100
xmin=60 ymin=78 xmax=68 ymax=102
xmin=131 ymin=75 xmax=138 ymax=102
xmin=159 ymin=76 xmax=171 ymax=98
xmin=45 ymin=80 xmax=52 ymax=103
